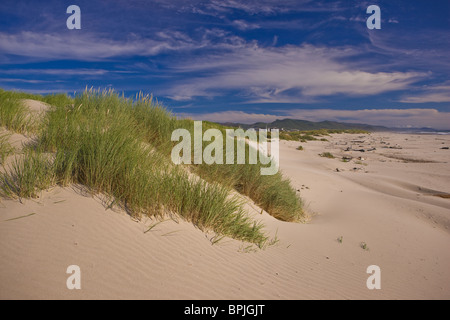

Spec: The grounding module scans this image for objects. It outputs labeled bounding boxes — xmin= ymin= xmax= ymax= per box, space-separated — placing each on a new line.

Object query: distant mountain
xmin=220 ymin=118 xmax=389 ymax=132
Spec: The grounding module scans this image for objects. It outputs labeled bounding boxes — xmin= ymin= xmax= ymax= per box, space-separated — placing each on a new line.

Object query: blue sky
xmin=0 ymin=0 xmax=449 ymax=128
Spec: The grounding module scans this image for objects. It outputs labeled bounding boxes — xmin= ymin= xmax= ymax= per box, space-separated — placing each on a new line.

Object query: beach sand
xmin=1 ymin=130 xmax=449 ymax=300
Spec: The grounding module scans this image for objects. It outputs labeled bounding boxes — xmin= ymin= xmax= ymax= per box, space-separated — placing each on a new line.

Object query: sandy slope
xmin=1 ymin=130 xmax=449 ymax=300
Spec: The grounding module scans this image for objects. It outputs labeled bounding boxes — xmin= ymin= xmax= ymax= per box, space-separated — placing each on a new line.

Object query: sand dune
xmin=1 ymin=131 xmax=449 ymax=300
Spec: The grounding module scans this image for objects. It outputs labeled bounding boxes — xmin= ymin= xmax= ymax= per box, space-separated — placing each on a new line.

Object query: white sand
xmin=1 ymin=130 xmax=449 ymax=300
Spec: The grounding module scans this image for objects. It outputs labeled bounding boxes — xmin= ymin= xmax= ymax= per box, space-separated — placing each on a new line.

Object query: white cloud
xmin=399 ymin=83 xmax=450 ymax=103
xmin=163 ymin=44 xmax=426 ymax=101
xmin=231 ymin=20 xmax=260 ymax=30
xmin=0 ymin=78 xmax=57 ymax=84
xmin=1 ymin=68 xmax=113 ymax=76
xmin=205 ymin=0 xmax=280 ymax=15
xmin=0 ymin=31 xmax=197 ymax=61
xmin=366 ymin=30 xmax=450 ymax=73
xmin=349 ymin=16 xmax=366 ymax=22
xmin=200 ymin=0 xmax=344 ymax=16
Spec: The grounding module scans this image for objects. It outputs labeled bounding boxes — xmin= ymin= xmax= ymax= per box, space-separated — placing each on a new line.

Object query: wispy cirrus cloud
xmin=0 ymin=68 xmax=118 ymax=76
xmin=231 ymin=20 xmax=260 ymax=30
xmin=163 ymin=43 xmax=426 ymax=102
xmin=192 ymin=0 xmax=345 ymax=16
xmin=0 ymin=78 xmax=59 ymax=84
xmin=399 ymin=82 xmax=450 ymax=104
xmin=0 ymin=31 xmax=198 ymax=62
xmin=365 ymin=28 xmax=450 ymax=73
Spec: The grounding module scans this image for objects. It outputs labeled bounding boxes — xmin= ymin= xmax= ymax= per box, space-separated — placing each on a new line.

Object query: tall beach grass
xmin=0 ymin=92 xmax=32 ymax=133
xmin=132 ymin=110 xmax=304 ymax=222
xmin=0 ymin=132 xmax=14 ymax=165
xmin=2 ymin=89 xmax=268 ymax=244
xmin=0 ymin=89 xmax=73 ymax=134
xmin=1 ymin=88 xmax=305 ymax=245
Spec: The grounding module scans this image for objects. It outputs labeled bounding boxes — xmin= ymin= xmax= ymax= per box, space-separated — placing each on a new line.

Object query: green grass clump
xmin=360 ymin=242 xmax=369 ymax=251
xmin=279 ymin=129 xmax=369 ymax=142
xmin=167 ymin=122 xmax=304 ymax=222
xmin=319 ymin=152 xmax=335 ymax=159
xmin=127 ymin=101 xmax=304 ymax=223
xmin=280 ymin=131 xmax=322 ymax=142
xmin=296 ymin=146 xmax=304 ymax=151
xmin=40 ymin=93 xmax=74 ymax=108
xmin=193 ymin=158 xmax=303 ymax=222
xmin=0 ymin=133 xmax=14 ymax=164
xmin=129 ymin=92 xmax=178 ymax=153
xmin=0 ymin=88 xmax=73 ymax=134
xmin=0 ymin=88 xmax=73 ymax=108
xmin=0 ymin=93 xmax=32 ymax=133
xmin=299 ymin=134 xmax=317 ymax=143
xmin=0 ymin=149 xmax=55 ymax=199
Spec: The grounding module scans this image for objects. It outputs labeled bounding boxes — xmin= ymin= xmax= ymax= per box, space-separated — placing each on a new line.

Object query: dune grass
xmin=0 ymin=149 xmax=55 ymax=199
xmin=0 ymin=132 xmax=14 ymax=164
xmin=319 ymin=152 xmax=335 ymax=159
xmin=0 ymin=92 xmax=33 ymax=133
xmin=0 ymin=88 xmax=73 ymax=108
xmin=193 ymin=158 xmax=303 ymax=222
xmin=0 ymin=89 xmax=73 ymax=134
xmin=1 ymin=89 xmax=268 ymax=245
xmin=113 ymin=93 xmax=304 ymax=222
xmin=280 ymin=129 xmax=368 ymax=142
xmin=1 ymin=88 xmax=305 ymax=245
